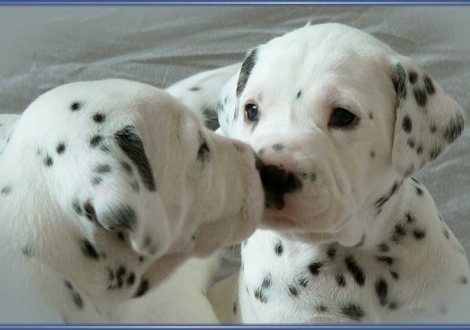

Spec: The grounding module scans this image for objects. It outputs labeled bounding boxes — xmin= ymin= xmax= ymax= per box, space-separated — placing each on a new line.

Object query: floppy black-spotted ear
xmin=390 ymin=56 xmax=465 ymax=177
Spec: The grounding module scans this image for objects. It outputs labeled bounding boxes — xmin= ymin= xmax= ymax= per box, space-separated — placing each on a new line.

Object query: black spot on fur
xmin=71 ymin=102 xmax=81 ymax=111
xmin=390 ymin=271 xmax=400 ymax=280
xmin=336 ymin=273 xmax=346 ymax=287
xmin=296 ymin=91 xmax=302 ymax=99
xmin=288 ymin=285 xmax=299 ymax=297
xmin=408 ymin=71 xmax=418 ymax=84
xmin=1 ymin=185 xmax=12 ymax=195
xmin=376 ymin=256 xmax=394 ymax=266
xmin=80 ymin=239 xmax=100 ymax=260
xmin=94 ymin=164 xmax=111 ymax=174
xmin=407 ymin=138 xmax=416 ymax=148
xmin=115 ymin=126 xmax=156 ymax=192
xmin=378 ymin=243 xmax=389 ymax=253
xmin=117 ymin=231 xmax=125 ymax=242
xmin=369 ymin=113 xmax=374 ymax=120
xmin=121 ymin=161 xmax=133 ymax=175
xmin=190 ymin=86 xmax=201 ymax=92
xmin=233 ymin=302 xmax=237 ymax=314
xmin=272 ymin=143 xmax=284 ymax=152
xmin=394 ymin=64 xmax=407 ymax=100
xmin=91 ymin=177 xmax=102 ymax=186
xmin=412 ymin=228 xmax=426 ymax=240
xmin=72 ymin=292 xmax=84 ymax=309
xmin=413 ymin=88 xmax=427 ymax=107
xmin=90 ymin=135 xmax=103 ymax=148
xmin=460 ymin=276 xmax=468 ymax=285
xmin=22 ymin=245 xmax=34 ymax=257
xmin=274 ymin=240 xmax=284 ymax=256
xmin=254 ymin=287 xmax=268 ymax=303
xmin=56 ymin=143 xmax=66 ymax=154
xmin=127 ymin=272 xmax=136 ymax=286
xmin=402 ymin=116 xmax=412 ymax=133
xmin=308 ymin=262 xmax=323 ymax=276
xmin=345 ymin=255 xmax=365 ymax=286
xmin=443 ymin=114 xmax=465 ymax=143
xmin=326 ymin=244 xmax=337 ymax=260
xmin=430 ymin=123 xmax=438 ymax=134
xmin=340 ymin=303 xmax=365 ymax=321
xmin=261 ymin=274 xmax=272 ymax=288
xmin=370 ymin=150 xmax=376 ymax=158
xmin=44 ymin=155 xmax=53 ymax=167
xmin=375 ymin=182 xmax=400 ymax=211
xmin=236 ymin=48 xmax=258 ymax=97
xmin=416 ymin=144 xmax=424 ymax=155
xmin=298 ymin=277 xmax=309 ymax=288
xmin=83 ymin=201 xmax=96 ymax=222
xmin=405 ymin=212 xmax=416 ymax=223
xmin=134 ymin=279 xmax=149 ymax=298
xmin=138 ymin=256 xmax=145 ymax=263
xmin=375 ymin=278 xmax=389 ymax=306
xmin=392 ymin=223 xmax=407 ymax=243
xmin=93 ymin=113 xmax=105 ymax=123
xmin=423 ymin=75 xmax=436 ymax=95
xmin=316 ymin=305 xmax=328 ymax=313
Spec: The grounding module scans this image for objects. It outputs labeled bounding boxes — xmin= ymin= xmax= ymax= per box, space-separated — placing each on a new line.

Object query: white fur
xmin=0 ymin=79 xmax=264 ymax=323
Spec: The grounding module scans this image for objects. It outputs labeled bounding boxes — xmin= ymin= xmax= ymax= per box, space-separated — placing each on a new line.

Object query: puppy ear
xmin=390 ymin=57 xmax=465 ymax=177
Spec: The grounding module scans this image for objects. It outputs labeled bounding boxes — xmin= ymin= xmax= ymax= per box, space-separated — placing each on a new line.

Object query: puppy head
xmin=131 ymin=89 xmax=264 ymax=260
xmin=217 ymin=23 xmax=465 ymax=245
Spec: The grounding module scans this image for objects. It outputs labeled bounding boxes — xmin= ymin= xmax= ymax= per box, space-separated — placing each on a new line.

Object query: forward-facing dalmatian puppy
xmin=0 ymin=79 xmax=265 ymax=323
xmin=169 ymin=23 xmax=470 ymax=323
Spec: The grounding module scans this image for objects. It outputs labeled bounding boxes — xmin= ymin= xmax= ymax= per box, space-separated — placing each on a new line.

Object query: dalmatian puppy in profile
xmin=0 ymin=79 xmax=265 ymax=323
xmin=169 ymin=23 xmax=470 ymax=323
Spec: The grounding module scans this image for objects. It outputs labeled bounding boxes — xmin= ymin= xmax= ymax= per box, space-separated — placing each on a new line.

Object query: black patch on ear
xmin=80 ymin=239 xmax=100 ymax=260
xmin=115 ymin=126 xmax=156 ymax=192
xmin=413 ymin=88 xmax=428 ymax=107
xmin=443 ymin=112 xmax=465 ymax=143
xmin=345 ymin=255 xmax=365 ymax=286
xmin=423 ymin=75 xmax=436 ymax=95
xmin=340 ymin=303 xmax=365 ymax=321
xmin=236 ymin=48 xmax=258 ymax=97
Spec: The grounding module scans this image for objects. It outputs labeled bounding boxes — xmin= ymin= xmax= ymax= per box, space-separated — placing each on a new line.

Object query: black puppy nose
xmin=258 ymin=164 xmax=302 ymax=210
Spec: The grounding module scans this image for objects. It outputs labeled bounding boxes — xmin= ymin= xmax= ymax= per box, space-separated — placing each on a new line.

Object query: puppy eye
xmin=329 ymin=108 xmax=357 ymax=128
xmin=244 ymin=103 xmax=260 ymax=122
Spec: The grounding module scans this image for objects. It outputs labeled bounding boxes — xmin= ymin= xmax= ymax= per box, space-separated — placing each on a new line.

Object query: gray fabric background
xmin=1 ymin=7 xmax=469 ymax=276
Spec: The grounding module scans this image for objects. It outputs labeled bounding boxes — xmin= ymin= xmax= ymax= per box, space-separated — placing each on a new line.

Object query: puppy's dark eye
xmin=329 ymin=108 xmax=357 ymax=128
xmin=244 ymin=103 xmax=260 ymax=122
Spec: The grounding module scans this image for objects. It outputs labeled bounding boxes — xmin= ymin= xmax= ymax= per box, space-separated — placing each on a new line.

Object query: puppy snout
xmin=258 ymin=163 xmax=302 ymax=210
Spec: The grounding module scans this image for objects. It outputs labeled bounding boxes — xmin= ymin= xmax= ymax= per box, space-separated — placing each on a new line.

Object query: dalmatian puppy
xmin=0 ymin=79 xmax=265 ymax=323
xmin=169 ymin=23 xmax=470 ymax=323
